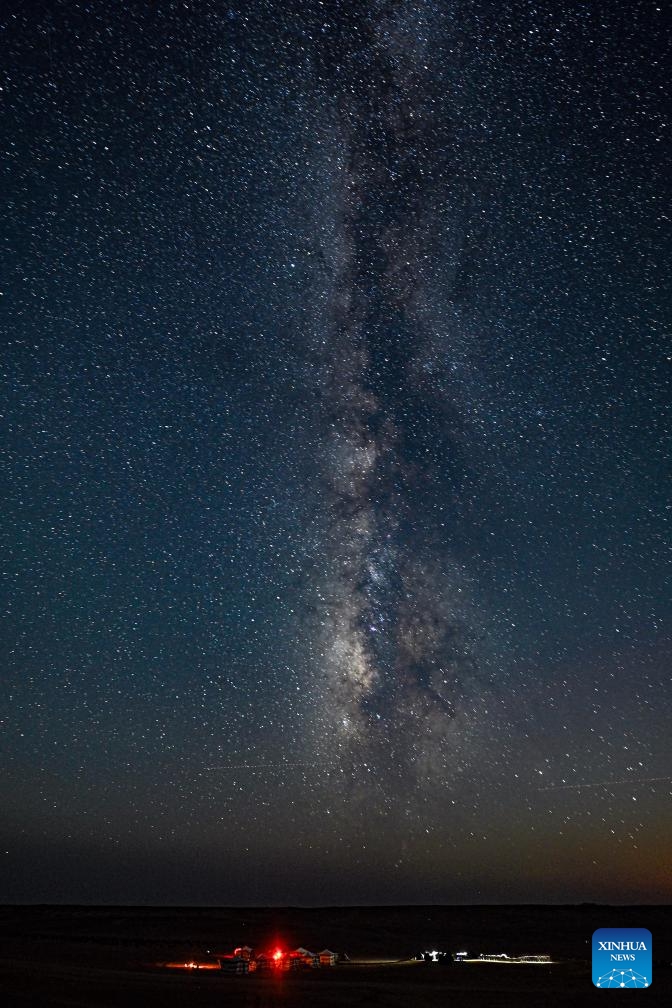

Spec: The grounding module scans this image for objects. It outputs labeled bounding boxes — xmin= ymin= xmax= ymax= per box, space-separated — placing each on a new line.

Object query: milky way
xmin=303 ymin=4 xmax=487 ymax=784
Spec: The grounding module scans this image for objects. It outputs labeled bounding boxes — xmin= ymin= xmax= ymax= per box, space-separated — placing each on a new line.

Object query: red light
xmin=273 ymin=949 xmax=283 ymax=961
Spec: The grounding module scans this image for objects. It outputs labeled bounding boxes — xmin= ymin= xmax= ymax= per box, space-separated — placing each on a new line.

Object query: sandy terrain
xmin=0 ymin=905 xmax=669 ymax=1006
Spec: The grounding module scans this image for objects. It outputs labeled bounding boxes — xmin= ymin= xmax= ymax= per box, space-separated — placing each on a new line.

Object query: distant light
xmin=273 ymin=949 xmax=283 ymax=960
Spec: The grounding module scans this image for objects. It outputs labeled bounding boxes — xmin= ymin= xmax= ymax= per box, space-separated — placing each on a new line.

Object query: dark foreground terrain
xmin=0 ymin=904 xmax=669 ymax=1007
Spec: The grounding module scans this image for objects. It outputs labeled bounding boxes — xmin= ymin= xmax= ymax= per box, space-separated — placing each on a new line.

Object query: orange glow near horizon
xmin=162 ymin=961 xmax=220 ymax=971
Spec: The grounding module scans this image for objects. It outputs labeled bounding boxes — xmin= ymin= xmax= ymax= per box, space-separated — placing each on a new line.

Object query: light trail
xmin=538 ymin=776 xmax=672 ymax=792
xmin=204 ymin=763 xmax=314 ymax=772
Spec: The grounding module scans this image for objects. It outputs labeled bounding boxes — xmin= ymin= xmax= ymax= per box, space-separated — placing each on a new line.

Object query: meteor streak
xmin=205 ymin=763 xmax=314 ymax=772
xmin=538 ymin=776 xmax=672 ymax=792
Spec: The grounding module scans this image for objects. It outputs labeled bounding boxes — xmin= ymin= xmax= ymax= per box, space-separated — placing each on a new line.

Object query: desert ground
xmin=0 ymin=904 xmax=669 ymax=1006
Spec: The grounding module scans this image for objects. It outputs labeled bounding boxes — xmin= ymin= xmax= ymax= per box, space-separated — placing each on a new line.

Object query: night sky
xmin=2 ymin=0 xmax=670 ymax=906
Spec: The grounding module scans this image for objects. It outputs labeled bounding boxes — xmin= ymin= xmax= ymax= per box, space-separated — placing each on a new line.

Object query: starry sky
xmin=2 ymin=0 xmax=670 ymax=906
